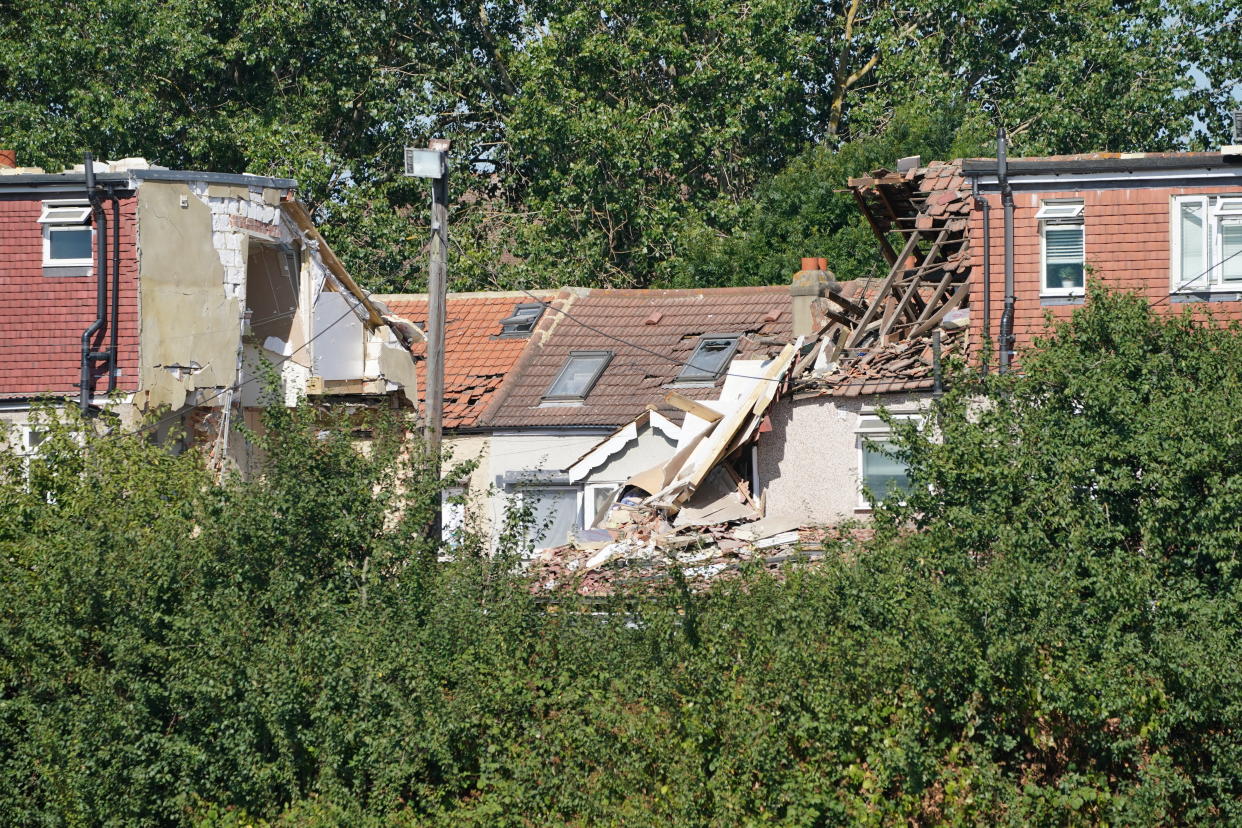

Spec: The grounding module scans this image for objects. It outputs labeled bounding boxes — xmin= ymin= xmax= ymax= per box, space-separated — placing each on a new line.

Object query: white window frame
xmin=441 ymin=486 xmax=466 ymax=544
xmin=855 ymin=413 xmax=919 ymax=510
xmin=581 ymin=481 xmax=622 ymax=529
xmin=1038 ymin=199 xmax=1086 ymax=298
xmin=1170 ymin=194 xmax=1242 ymax=292
xmin=39 ymin=199 xmax=94 ymax=268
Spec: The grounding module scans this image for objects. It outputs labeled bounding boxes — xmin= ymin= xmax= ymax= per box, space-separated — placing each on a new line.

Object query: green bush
xmin=3 ymin=289 xmax=1242 ymax=825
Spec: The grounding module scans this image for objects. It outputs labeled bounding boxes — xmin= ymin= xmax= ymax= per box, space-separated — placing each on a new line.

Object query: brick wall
xmin=0 ymin=194 xmax=140 ymax=398
xmin=969 ymin=185 xmax=1242 ymax=356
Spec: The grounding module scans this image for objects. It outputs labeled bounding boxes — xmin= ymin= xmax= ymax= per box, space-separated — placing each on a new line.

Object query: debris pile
xmin=527 ymin=160 xmax=974 ymax=596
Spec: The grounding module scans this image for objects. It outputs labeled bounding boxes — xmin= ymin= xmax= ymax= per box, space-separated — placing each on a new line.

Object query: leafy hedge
xmin=2 ymin=289 xmax=1241 ymax=825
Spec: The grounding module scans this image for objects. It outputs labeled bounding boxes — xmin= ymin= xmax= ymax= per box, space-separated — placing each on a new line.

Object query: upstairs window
xmin=1173 ymin=195 xmax=1242 ymax=291
xmin=39 ymin=199 xmax=93 ymax=269
xmin=1036 ymin=200 xmax=1085 ymax=295
xmin=498 ymin=303 xmax=544 ymax=337
xmin=543 ymin=350 xmax=611 ymax=402
xmin=675 ymin=334 xmax=740 ymax=383
xmin=856 ymin=413 xmax=917 ymax=509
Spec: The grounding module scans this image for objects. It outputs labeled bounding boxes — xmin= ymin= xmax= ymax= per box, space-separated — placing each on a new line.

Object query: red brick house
xmin=962 ymin=151 xmax=1242 ymax=359
xmin=0 ymin=154 xmax=417 ymax=472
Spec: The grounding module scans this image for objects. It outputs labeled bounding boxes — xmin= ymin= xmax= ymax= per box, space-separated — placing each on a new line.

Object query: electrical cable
xmin=98 ymin=298 xmax=371 ymax=443
xmin=1148 ymin=246 xmax=1242 ymax=309
xmin=513 ymin=287 xmax=792 ymax=384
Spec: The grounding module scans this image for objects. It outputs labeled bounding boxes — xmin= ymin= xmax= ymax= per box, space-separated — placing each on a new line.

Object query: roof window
xmin=498 ymin=303 xmax=544 ymax=337
xmin=543 ymin=351 xmax=612 ymax=401
xmin=675 ymin=334 xmax=740 ymax=383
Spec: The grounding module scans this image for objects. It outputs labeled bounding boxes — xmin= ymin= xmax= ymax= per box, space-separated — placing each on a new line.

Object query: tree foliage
xmin=4 ymin=291 xmax=1242 ymax=824
xmin=1 ymin=0 xmax=1237 ymax=291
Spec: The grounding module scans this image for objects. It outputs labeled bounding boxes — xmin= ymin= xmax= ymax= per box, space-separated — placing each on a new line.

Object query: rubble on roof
xmin=525 ymin=160 xmax=974 ymax=596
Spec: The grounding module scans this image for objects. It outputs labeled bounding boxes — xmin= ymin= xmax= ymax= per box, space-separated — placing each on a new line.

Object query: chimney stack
xmin=0 ymin=149 xmax=15 ymax=169
xmin=790 ymin=257 xmax=835 ymax=338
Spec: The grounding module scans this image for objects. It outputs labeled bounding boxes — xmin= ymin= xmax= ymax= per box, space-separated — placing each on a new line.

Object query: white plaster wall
xmin=442 ymin=432 xmax=493 ymax=532
xmin=485 ymin=428 xmax=611 ymax=531
xmin=757 ymin=393 xmax=926 ymax=526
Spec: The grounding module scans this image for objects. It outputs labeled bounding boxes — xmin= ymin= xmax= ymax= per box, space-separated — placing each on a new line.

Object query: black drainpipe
xmin=997 ymin=127 xmax=1015 ymax=373
xmin=108 ymin=191 xmax=120 ymax=393
xmin=975 ymin=175 xmax=992 ymax=374
xmin=80 ymin=153 xmax=108 ymax=414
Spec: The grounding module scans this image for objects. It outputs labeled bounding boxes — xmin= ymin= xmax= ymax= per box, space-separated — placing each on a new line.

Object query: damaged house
xmin=474 ymin=286 xmax=795 ymax=550
xmin=527 ymin=159 xmax=975 ymax=593
xmin=0 ymin=152 xmax=418 ymax=472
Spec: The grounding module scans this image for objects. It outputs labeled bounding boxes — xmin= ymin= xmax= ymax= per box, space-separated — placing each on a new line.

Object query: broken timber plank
xmin=909 ymin=280 xmax=970 ymax=339
xmin=281 ymin=202 xmax=384 ymax=327
xmin=845 ymin=231 xmax=921 ymax=349
xmin=663 ymin=391 xmax=724 ymax=423
xmin=850 ymin=189 xmax=898 ymax=266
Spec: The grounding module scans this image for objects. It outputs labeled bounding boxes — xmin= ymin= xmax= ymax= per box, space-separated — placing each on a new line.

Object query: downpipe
xmin=997 ymin=127 xmax=1016 ymax=373
xmin=79 ymin=153 xmax=107 ymax=414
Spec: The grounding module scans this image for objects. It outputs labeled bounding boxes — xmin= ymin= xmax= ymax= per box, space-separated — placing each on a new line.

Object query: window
xmin=39 ymin=199 xmax=94 ymax=269
xmin=1172 ymin=195 xmax=1242 ymax=290
xmin=856 ymin=414 xmax=915 ymax=508
xmin=543 ymin=351 xmax=611 ymax=401
xmin=582 ymin=482 xmax=621 ymax=529
xmin=441 ymin=486 xmax=466 ymax=544
xmin=1037 ymin=200 xmax=1084 ymax=295
xmin=498 ymin=303 xmax=544 ymax=337
xmin=519 ymin=488 xmax=579 ymax=550
xmin=675 ymin=334 xmax=740 ymax=383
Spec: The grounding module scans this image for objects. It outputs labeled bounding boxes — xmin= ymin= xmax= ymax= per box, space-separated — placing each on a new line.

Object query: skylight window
xmin=675 ymin=335 xmax=740 ymax=383
xmin=498 ymin=303 xmax=544 ymax=337
xmin=543 ymin=351 xmax=612 ymax=401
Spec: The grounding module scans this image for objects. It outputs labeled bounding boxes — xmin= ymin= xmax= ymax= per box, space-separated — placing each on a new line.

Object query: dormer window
xmin=39 ymin=199 xmax=94 ymax=271
xmin=675 ymin=334 xmax=739 ymax=383
xmin=1037 ymin=200 xmax=1084 ymax=295
xmin=498 ymin=303 xmax=544 ymax=337
xmin=543 ymin=351 xmax=611 ymax=402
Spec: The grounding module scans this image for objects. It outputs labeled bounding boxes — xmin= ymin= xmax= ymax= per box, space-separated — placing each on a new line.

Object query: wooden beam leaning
xmin=850 ymin=189 xmax=899 ymax=266
xmin=909 ymin=280 xmax=970 ymax=338
xmin=845 ymin=230 xmax=921 ymax=348
xmin=663 ymin=391 xmax=724 ymax=423
xmin=913 ymin=271 xmax=957 ymax=327
xmin=281 ymin=201 xmax=384 ymax=328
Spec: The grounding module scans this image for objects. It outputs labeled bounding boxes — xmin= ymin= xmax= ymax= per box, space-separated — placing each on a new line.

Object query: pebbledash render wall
xmin=970 ymin=185 xmax=1242 ymax=353
xmin=758 ymin=393 xmax=925 ymax=527
xmin=0 ymin=194 xmax=140 ymax=398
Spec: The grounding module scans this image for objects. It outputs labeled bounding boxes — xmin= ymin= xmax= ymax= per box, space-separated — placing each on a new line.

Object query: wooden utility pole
xmin=404 ymin=139 xmax=451 ymax=542
xmin=425 ymin=140 xmax=450 ymax=466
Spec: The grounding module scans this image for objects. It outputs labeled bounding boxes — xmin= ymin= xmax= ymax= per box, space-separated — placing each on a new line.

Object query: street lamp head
xmin=404 ymin=147 xmax=446 ymax=179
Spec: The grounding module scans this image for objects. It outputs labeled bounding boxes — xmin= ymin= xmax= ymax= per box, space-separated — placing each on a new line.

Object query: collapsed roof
xmin=529 ymin=159 xmax=975 ymax=595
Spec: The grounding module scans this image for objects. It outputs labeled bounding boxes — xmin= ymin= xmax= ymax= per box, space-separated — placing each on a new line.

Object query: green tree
xmin=2 ymin=0 xmax=1237 ymax=292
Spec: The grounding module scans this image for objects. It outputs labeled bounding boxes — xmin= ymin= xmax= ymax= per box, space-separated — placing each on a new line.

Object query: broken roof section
xmin=481 ymin=286 xmax=794 ymax=429
xmin=527 ymin=158 xmax=976 ymax=595
xmin=377 ymin=290 xmax=560 ymax=429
